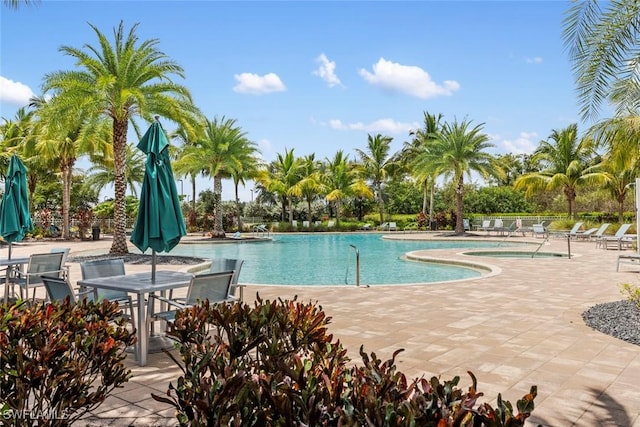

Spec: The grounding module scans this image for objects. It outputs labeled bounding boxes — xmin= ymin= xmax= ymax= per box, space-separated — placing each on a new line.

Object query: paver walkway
xmin=3 ymin=232 xmax=639 ymax=426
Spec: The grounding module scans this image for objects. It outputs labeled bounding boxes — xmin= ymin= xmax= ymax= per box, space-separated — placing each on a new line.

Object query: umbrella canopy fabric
xmin=0 ymin=154 xmax=33 ymax=248
xmin=130 ymin=120 xmax=186 ymax=254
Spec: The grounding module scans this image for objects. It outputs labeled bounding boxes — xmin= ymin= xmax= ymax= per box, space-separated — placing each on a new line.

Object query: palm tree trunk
xmin=429 ymin=181 xmax=435 ymax=223
xmin=455 ymin=175 xmax=464 ymax=234
xmin=212 ymin=174 xmax=225 ymax=238
xmin=191 ymin=174 xmax=196 ymax=211
xmin=422 ymin=181 xmax=428 ymax=215
xmin=109 ymin=119 xmax=129 ymax=255
xmin=377 ymin=182 xmax=384 ymax=224
xmin=288 ymin=198 xmax=293 ymax=224
xmin=61 ymin=162 xmax=72 ymax=240
xmin=234 ymin=181 xmax=242 ymax=231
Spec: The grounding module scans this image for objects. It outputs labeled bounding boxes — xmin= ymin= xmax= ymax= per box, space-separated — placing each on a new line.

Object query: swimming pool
xmin=167 ymin=234 xmax=512 ymax=286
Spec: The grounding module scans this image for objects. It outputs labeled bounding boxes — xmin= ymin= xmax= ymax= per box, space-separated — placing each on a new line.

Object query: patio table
xmin=1 ymin=256 xmax=29 ymax=303
xmin=77 ymin=270 xmax=193 ymax=366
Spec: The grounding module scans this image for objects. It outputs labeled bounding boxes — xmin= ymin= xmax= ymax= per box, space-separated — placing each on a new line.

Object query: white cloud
xmin=233 ymin=72 xmax=286 ymax=95
xmin=313 ymin=53 xmax=341 ymax=87
xmin=257 ymin=138 xmax=273 ymax=155
xmin=525 ymin=56 xmax=543 ymax=64
xmin=328 ymin=118 xmax=419 ymax=134
xmin=501 ymin=131 xmax=538 ymax=154
xmin=0 ymin=76 xmax=35 ymax=106
xmin=359 ymin=58 xmax=460 ymax=99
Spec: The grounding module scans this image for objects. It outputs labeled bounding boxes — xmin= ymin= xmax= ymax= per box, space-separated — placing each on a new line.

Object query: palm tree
xmin=403 ymin=112 xmax=445 ymax=222
xmin=256 ymin=148 xmax=303 ymax=224
xmin=515 ymin=124 xmax=606 ymax=219
xmin=229 ymin=138 xmax=261 ymax=231
xmin=355 ymin=134 xmax=396 ymax=225
xmin=42 ymin=21 xmax=199 ymax=254
xmin=3 ymin=0 xmax=40 ymax=9
xmin=0 ymin=107 xmax=42 ymax=213
xmin=416 ymin=118 xmax=498 ymax=234
xmin=563 ymin=0 xmax=640 ymax=121
xmin=170 ymin=125 xmax=203 ymax=212
xmin=587 ymin=115 xmax=640 ymax=221
xmin=174 ymin=116 xmax=248 ymax=238
xmin=323 ymin=150 xmax=372 ymax=225
xmin=85 ymin=144 xmax=145 ymax=197
xmin=29 ymin=95 xmax=113 ymax=239
xmin=293 ymin=154 xmax=325 ymax=222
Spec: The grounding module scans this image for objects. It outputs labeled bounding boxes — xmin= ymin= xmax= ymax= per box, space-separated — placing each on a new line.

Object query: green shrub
xmin=153 ymin=296 xmax=536 ymax=426
xmin=620 ymin=283 xmax=640 ymax=309
xmin=0 ymin=299 xmax=136 ymax=426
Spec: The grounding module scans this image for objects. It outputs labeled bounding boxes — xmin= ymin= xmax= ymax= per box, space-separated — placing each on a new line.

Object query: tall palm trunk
xmin=455 ymin=175 xmax=464 ymax=234
xmin=422 ymin=180 xmax=428 ymax=214
xmin=109 ymin=119 xmax=129 ymax=255
xmin=191 ymin=176 xmax=196 ymax=211
xmin=234 ymin=181 xmax=242 ymax=231
xmin=212 ymin=174 xmax=225 ymax=238
xmin=429 ymin=181 xmax=435 ymax=223
xmin=564 ymin=187 xmax=577 ymax=219
xmin=288 ymin=198 xmax=294 ymax=224
xmin=61 ymin=160 xmax=73 ymax=240
xmin=376 ymin=181 xmax=384 ymax=224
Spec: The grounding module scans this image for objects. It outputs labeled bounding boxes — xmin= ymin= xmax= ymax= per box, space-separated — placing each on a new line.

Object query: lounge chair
xmin=574 ymin=227 xmax=597 ymax=240
xmin=327 ymin=220 xmax=335 ymax=228
xmin=302 ymin=221 xmax=310 ymax=228
xmin=389 ymin=222 xmax=397 ymax=231
xmin=532 ymin=224 xmax=548 ymax=238
xmin=476 ymin=220 xmax=492 ymax=233
xmin=361 ymin=223 xmax=372 ymax=230
xmin=489 ymin=219 xmax=504 ymax=235
xmin=597 ymin=223 xmax=632 ymax=250
xmin=575 ymin=223 xmax=610 ymax=241
xmin=565 ymin=222 xmax=584 ymax=239
xmin=378 ymin=222 xmax=389 ymax=231
xmin=463 ymin=219 xmax=470 ymax=231
xmin=616 ymin=253 xmax=640 ymax=272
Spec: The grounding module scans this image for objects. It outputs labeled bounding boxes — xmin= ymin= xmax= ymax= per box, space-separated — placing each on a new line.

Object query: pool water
xmin=167 ymin=234 xmax=512 ymax=286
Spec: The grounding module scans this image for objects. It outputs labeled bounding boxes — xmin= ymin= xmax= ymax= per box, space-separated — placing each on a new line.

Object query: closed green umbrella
xmin=130 ymin=118 xmax=186 ymax=281
xmin=0 ymin=154 xmax=33 ymax=259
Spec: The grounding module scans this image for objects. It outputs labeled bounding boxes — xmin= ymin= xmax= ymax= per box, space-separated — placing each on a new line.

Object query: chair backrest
xmin=594 ymin=223 xmax=610 ymax=237
xmin=482 ymin=220 xmax=491 ymax=228
xmin=26 ymin=252 xmax=64 ymax=285
xmin=568 ymin=222 xmax=584 ymax=235
xmin=42 ymin=276 xmax=76 ymax=303
xmin=186 ymin=271 xmax=234 ymax=305
xmin=533 ymin=224 xmax=545 ymax=234
xmin=614 ymin=223 xmax=632 ymax=237
xmin=463 ymin=219 xmax=470 ymax=231
xmin=50 ymin=247 xmax=70 ymax=266
xmin=210 ymin=258 xmax=244 ymax=286
xmin=80 ymin=258 xmax=127 ymax=301
xmin=389 ymin=222 xmax=397 ymax=231
xmin=494 ymin=219 xmax=504 ymax=228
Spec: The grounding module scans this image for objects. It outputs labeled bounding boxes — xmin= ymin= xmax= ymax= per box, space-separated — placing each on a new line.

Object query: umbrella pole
xmin=8 ymin=242 xmax=12 ymax=260
xmin=152 ymin=249 xmax=156 ymax=283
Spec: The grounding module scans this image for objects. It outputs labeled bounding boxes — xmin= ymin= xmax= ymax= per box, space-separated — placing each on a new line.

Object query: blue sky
xmin=1 ymin=1 xmax=582 ymax=202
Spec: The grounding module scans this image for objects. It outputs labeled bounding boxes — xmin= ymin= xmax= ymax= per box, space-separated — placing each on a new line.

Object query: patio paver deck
xmin=3 ymin=232 xmax=639 ymax=426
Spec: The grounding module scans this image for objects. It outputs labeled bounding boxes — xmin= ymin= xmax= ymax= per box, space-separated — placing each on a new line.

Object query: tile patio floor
xmin=3 ymin=231 xmax=639 ymax=426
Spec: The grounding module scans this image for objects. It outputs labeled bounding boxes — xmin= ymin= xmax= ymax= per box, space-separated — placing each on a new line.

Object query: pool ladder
xmin=347 ymin=244 xmax=368 ymax=287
